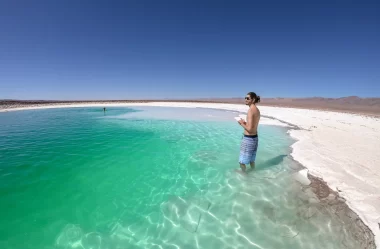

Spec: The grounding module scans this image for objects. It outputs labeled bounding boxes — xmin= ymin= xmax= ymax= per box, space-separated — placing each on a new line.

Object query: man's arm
xmin=239 ymin=109 xmax=255 ymax=133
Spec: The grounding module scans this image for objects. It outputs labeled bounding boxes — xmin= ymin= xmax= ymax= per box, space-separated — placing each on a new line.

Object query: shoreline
xmin=306 ymin=173 xmax=375 ymax=248
xmin=271 ymin=114 xmax=376 ymax=248
xmin=1 ymin=100 xmax=380 ymax=117
xmin=1 ymin=102 xmax=379 ymax=247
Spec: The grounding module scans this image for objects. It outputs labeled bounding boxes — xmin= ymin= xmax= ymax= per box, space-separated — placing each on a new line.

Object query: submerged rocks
xmin=308 ymin=197 xmax=320 ymax=204
xmin=305 ymin=174 xmax=332 ymax=199
xmin=327 ymin=193 xmax=336 ymax=201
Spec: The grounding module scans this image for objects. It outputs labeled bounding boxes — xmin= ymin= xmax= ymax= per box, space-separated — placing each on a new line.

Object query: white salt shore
xmin=1 ymin=102 xmax=380 ymax=246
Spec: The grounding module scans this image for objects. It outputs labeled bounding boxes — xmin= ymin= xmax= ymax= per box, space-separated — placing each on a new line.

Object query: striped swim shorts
xmin=239 ymin=134 xmax=259 ymax=165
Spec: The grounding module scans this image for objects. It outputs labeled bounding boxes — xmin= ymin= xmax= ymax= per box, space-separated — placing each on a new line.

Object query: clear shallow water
xmin=0 ymin=107 xmax=360 ymax=249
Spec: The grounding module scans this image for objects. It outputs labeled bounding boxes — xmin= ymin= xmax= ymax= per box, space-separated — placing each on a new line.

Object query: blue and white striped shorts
xmin=239 ymin=135 xmax=259 ymax=165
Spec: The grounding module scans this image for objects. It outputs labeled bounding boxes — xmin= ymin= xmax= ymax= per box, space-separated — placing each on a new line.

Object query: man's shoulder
xmin=249 ymin=105 xmax=259 ymax=113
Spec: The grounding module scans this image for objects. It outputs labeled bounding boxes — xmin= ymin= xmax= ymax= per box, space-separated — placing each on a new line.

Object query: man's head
xmin=245 ymin=92 xmax=261 ymax=106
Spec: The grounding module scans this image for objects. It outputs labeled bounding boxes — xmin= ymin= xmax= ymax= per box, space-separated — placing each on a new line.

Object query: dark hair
xmin=247 ymin=92 xmax=261 ymax=103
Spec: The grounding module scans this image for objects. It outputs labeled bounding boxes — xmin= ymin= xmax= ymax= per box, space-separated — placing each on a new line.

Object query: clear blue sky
xmin=0 ymin=0 xmax=379 ymax=100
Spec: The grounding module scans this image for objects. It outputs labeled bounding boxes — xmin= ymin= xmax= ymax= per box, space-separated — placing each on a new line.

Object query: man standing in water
xmin=237 ymin=92 xmax=261 ymax=172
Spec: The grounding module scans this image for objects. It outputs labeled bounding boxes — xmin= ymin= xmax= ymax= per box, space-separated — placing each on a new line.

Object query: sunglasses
xmin=245 ymin=97 xmax=251 ymax=100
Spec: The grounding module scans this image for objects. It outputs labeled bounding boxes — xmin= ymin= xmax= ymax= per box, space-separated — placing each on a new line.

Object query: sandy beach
xmin=1 ymin=101 xmax=379 ymax=247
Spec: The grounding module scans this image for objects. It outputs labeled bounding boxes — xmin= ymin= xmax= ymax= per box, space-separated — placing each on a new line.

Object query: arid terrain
xmin=1 ymin=96 xmax=380 ymax=116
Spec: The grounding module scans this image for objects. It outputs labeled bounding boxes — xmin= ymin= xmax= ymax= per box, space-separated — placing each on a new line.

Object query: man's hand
xmin=238 ymin=119 xmax=246 ymax=125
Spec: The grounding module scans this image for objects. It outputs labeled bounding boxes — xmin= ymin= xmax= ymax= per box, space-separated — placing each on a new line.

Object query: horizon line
xmin=1 ymin=96 xmax=380 ymax=102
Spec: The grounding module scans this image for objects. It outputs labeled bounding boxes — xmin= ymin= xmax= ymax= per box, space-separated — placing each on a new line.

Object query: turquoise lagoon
xmin=0 ymin=107 xmax=360 ymax=248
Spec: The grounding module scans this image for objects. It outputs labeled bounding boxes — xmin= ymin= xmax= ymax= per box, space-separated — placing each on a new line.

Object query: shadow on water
xmin=255 ymin=154 xmax=288 ymax=171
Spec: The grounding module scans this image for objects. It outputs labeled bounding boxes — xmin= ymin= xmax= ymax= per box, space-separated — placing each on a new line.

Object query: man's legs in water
xmin=250 ymin=161 xmax=255 ymax=169
xmin=239 ymin=163 xmax=247 ymax=172
xmin=239 ymin=162 xmax=254 ymax=173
